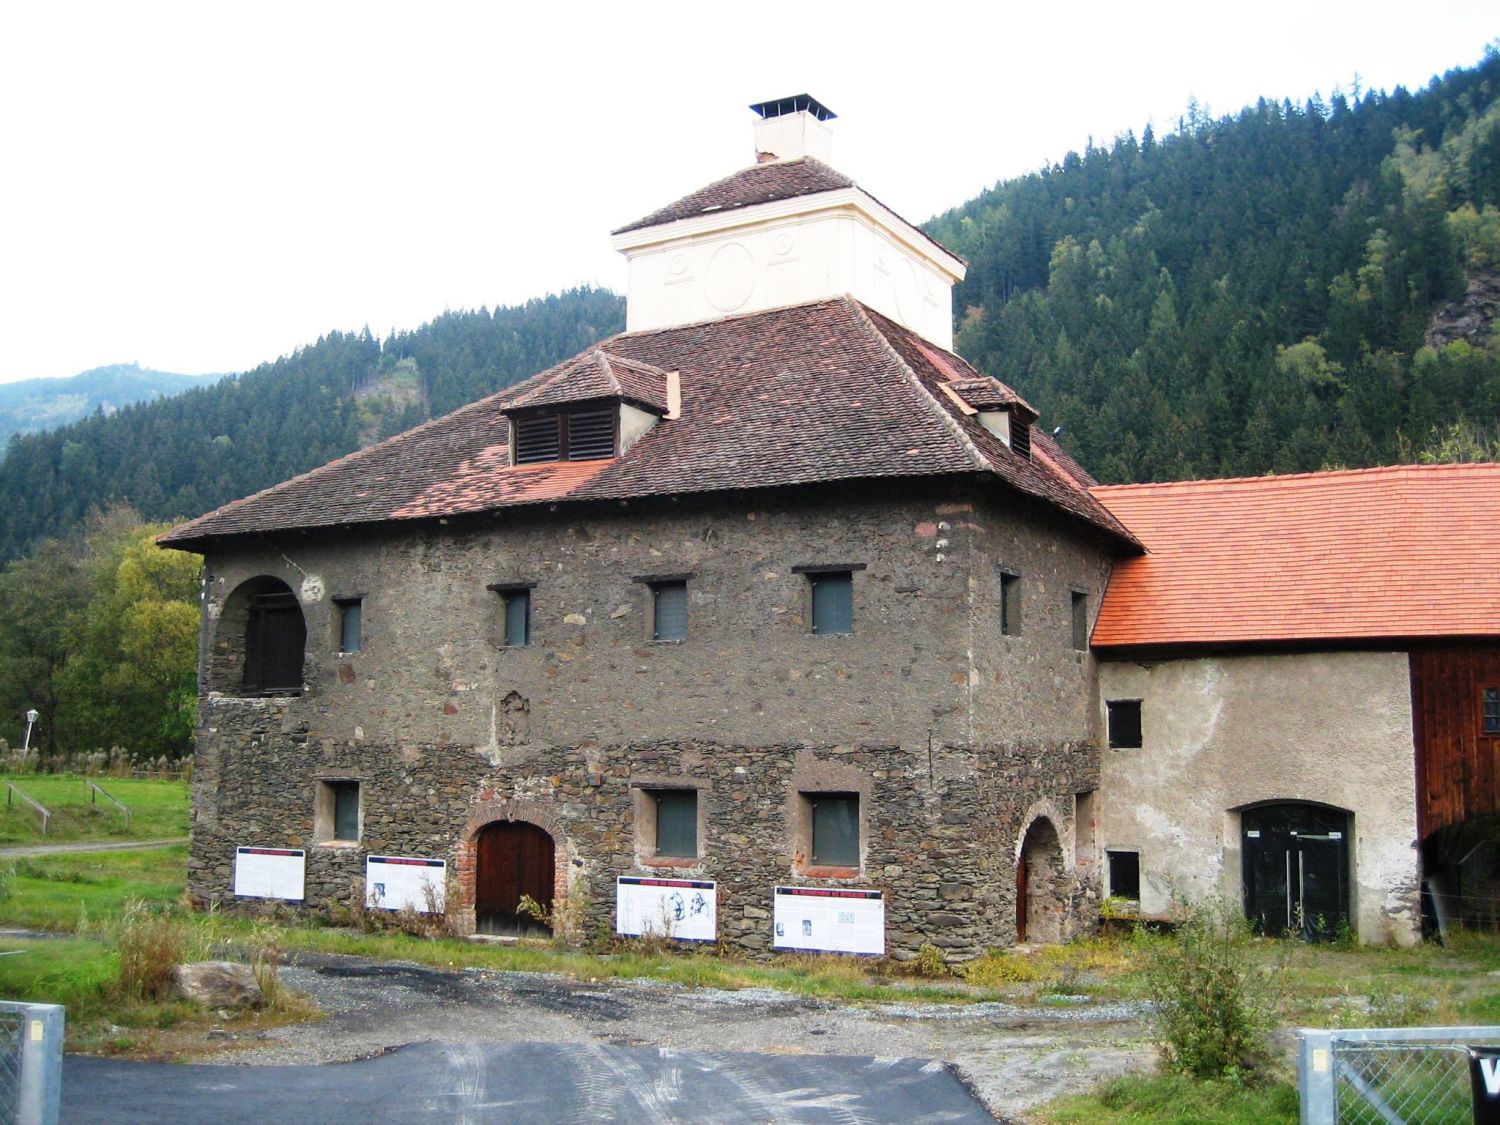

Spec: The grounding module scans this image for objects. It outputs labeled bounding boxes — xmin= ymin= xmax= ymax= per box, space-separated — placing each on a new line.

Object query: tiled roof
xmin=1090 ymin=463 xmax=1500 ymax=649
xmin=613 ymin=158 xmax=855 ymax=234
xmin=946 ymin=376 xmax=1037 ymax=419
xmin=507 ymin=350 xmax=670 ymax=414
xmin=160 ymin=297 xmax=1132 ymax=548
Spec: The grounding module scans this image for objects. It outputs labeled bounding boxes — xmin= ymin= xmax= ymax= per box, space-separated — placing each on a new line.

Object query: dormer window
xmin=513 ymin=405 xmax=617 ymax=464
xmin=1011 ymin=417 xmax=1031 ymax=459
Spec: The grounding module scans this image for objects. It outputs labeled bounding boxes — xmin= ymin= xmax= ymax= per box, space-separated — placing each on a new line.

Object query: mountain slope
xmin=0 ymin=288 xmax=624 ymax=558
xmin=927 ymin=49 xmax=1500 ymax=483
xmin=0 ymin=363 xmax=210 ymax=446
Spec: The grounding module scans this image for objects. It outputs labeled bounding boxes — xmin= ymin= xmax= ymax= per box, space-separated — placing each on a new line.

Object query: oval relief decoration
xmin=894 ymin=257 xmax=920 ymax=323
xmin=703 ymin=242 xmax=756 ymax=312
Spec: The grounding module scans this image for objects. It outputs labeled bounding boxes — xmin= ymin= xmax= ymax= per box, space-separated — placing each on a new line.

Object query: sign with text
xmin=366 ymin=854 xmax=446 ymax=913
xmin=1472 ymin=1046 xmax=1500 ymax=1125
xmin=616 ymin=876 xmax=717 ymax=942
xmin=772 ymin=886 xmax=884 ymax=955
xmin=233 ymin=846 xmax=305 ymax=901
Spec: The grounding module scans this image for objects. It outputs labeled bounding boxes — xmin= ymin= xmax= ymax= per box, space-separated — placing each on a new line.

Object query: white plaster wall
xmin=1096 ymin=651 xmax=1421 ymax=945
xmin=617 ymin=200 xmax=958 ymax=348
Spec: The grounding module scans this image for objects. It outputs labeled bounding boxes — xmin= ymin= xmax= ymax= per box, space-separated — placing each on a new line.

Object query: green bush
xmin=1138 ymin=900 xmax=1283 ymax=1079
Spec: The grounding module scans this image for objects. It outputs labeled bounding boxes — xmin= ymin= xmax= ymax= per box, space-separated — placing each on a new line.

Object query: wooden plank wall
xmin=1410 ymin=644 xmax=1500 ymax=841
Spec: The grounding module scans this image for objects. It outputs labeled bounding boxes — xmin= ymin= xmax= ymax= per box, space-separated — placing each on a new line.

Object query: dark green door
xmin=1241 ymin=804 xmax=1350 ymax=940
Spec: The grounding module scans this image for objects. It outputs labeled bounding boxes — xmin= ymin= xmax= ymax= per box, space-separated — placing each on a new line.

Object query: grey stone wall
xmin=186 ymin=481 xmax=1114 ymax=957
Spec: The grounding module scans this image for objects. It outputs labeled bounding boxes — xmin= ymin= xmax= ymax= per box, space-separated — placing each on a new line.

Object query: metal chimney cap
xmin=749 ymin=94 xmax=836 ymax=122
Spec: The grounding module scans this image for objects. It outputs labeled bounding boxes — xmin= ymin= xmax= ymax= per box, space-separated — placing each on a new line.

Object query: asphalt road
xmin=62 ymin=1039 xmax=993 ymax=1123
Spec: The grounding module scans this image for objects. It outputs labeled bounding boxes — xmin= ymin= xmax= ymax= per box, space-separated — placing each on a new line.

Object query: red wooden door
xmin=475 ymin=822 xmax=554 ymax=934
xmin=1016 ymin=852 xmax=1028 ymax=943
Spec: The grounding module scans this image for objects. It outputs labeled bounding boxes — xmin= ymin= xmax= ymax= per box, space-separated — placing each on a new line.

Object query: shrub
xmin=1138 ymin=900 xmax=1283 ymax=1079
xmin=911 ymin=943 xmax=949 ymax=978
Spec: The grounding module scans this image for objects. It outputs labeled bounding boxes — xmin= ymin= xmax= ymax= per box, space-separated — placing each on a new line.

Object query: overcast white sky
xmin=0 ymin=2 xmax=1494 ymax=384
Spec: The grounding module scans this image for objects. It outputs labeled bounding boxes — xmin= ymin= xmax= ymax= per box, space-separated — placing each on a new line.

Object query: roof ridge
xmin=845 ymin=299 xmax=992 ymax=476
xmin=1090 ymin=460 xmax=1500 ymax=494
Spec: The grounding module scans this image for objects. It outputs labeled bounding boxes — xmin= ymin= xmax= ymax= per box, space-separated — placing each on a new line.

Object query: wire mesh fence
xmin=1299 ymin=1026 xmax=1500 ymax=1125
xmin=0 ymin=1007 xmax=23 ymax=1124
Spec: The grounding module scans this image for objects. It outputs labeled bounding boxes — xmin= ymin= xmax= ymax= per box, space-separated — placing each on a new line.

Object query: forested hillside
xmin=0 ymin=363 xmax=207 ymax=447
xmin=0 ymin=289 xmax=624 ymax=558
xmin=928 ymin=49 xmax=1500 ymax=483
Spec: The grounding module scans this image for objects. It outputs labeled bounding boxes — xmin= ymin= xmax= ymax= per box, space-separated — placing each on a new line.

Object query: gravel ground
xmin=200 ymin=951 xmax=1156 ymax=1120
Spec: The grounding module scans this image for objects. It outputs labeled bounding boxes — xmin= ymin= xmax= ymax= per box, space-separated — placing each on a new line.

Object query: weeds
xmin=1137 ymin=900 xmax=1285 ymax=1079
xmin=248 ymin=924 xmax=283 ymax=1010
xmin=115 ymin=900 xmax=195 ymax=1001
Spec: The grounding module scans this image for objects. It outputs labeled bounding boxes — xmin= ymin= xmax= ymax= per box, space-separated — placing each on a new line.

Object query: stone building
xmin=163 ymin=96 xmax=1500 ymax=953
xmin=162 ymin=96 xmax=1137 ymax=958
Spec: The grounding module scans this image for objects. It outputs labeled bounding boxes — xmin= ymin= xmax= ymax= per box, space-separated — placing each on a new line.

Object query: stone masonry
xmin=187 ymin=479 xmax=1113 ymax=959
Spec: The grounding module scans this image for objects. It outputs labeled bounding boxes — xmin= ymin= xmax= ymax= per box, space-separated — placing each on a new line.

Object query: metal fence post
xmin=2 ymin=1001 xmax=64 ymax=1125
xmin=1299 ymin=1027 xmax=1338 ymax=1125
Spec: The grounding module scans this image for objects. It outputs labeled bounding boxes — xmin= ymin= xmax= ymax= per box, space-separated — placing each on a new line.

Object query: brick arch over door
xmin=454 ymin=797 xmax=572 ymax=938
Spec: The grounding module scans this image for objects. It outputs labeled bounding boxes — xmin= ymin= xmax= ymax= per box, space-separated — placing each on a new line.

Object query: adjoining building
xmin=161 ymin=96 xmax=1138 ymax=958
xmin=163 ymin=97 xmax=1500 ymax=953
xmin=1088 ymin=465 xmax=1500 ymax=945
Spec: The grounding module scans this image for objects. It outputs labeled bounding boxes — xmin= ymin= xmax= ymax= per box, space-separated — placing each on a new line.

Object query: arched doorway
xmin=1017 ymin=817 xmax=1066 ymax=944
xmin=475 ymin=821 xmax=555 ymax=936
xmin=1240 ymin=802 xmax=1350 ymax=940
xmin=213 ymin=576 xmax=306 ymax=695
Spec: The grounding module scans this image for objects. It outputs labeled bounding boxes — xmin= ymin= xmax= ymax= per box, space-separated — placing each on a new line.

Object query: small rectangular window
xmin=652 ymin=581 xmax=688 ymax=642
xmin=652 ymin=789 xmax=698 ymax=858
xmin=1107 ymin=850 xmax=1140 ymax=900
xmin=808 ymin=792 xmax=859 ymax=867
xmin=502 ymin=589 xmax=531 ymax=647
xmin=1484 ymin=687 xmax=1500 ymax=735
xmin=999 ymin=571 xmax=1020 ymax=635
xmin=1107 ymin=700 xmax=1143 ymax=749
xmin=336 ymin=597 xmax=363 ymax=653
xmin=810 ymin=571 xmax=854 ymax=635
xmin=317 ymin=779 xmax=361 ymax=844
xmin=1071 ymin=590 xmax=1089 ymax=650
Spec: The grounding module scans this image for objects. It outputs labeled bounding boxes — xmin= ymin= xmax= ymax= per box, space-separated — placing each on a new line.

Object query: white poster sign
xmin=233 ymin=846 xmax=305 ymax=901
xmin=773 ymin=886 xmax=885 ymax=955
xmin=616 ymin=876 xmax=717 ymax=942
xmin=366 ymin=854 xmax=447 ymax=913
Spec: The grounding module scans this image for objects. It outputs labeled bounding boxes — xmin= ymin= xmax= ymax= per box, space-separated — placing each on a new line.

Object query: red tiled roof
xmin=507 ymin=350 xmax=669 ymax=414
xmin=160 ymin=297 xmax=1131 ymax=549
xmin=613 ymin=158 xmax=855 ymax=234
xmin=1090 ymin=463 xmax=1500 ymax=648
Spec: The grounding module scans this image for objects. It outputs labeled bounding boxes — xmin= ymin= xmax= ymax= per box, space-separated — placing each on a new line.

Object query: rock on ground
xmin=170 ymin=961 xmax=262 ymax=1009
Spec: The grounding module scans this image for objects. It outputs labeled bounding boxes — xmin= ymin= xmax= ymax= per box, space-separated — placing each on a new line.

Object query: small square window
xmin=1107 ymin=700 xmax=1142 ymax=749
xmin=810 ymin=571 xmax=853 ymax=635
xmin=649 ymin=789 xmax=698 ymax=858
xmin=1484 ymin=687 xmax=1500 ymax=735
xmin=652 ymin=581 xmax=688 ymax=642
xmin=316 ymin=779 xmax=361 ymax=843
xmin=497 ymin=588 xmax=531 ymax=647
xmin=335 ymin=597 xmax=363 ymax=653
xmin=999 ymin=570 xmax=1021 ymax=635
xmin=1107 ymin=850 xmax=1140 ymax=900
xmin=807 ymin=792 xmax=860 ymax=867
xmin=1071 ymin=590 xmax=1089 ymax=650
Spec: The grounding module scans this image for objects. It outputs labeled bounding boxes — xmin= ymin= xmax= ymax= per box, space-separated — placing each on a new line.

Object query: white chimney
xmin=751 ymin=94 xmax=835 ymax=163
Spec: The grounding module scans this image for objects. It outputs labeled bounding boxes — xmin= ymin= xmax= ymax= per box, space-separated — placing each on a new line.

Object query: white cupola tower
xmin=610 ymin=95 xmax=966 ymax=348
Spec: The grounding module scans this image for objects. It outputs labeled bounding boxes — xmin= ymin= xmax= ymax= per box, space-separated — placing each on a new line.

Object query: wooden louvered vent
xmin=1011 ymin=418 xmax=1031 ymax=459
xmin=513 ymin=405 xmax=617 ymax=464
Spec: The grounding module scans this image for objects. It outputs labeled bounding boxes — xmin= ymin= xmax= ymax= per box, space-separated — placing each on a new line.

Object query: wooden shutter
xmin=244 ymin=591 xmax=305 ymax=693
xmin=1011 ymin=418 xmax=1031 ymax=458
xmin=652 ymin=582 xmax=687 ymax=641
xmin=565 ymin=405 xmax=616 ymax=460
xmin=810 ymin=793 xmax=859 ymax=866
xmin=514 ymin=414 xmax=562 ymax=463
xmin=654 ymin=790 xmax=697 ymax=858
xmin=810 ymin=572 xmax=853 ymax=635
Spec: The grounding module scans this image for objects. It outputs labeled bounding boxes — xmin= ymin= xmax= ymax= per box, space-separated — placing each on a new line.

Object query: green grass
xmin=1041 ymin=1074 xmax=1299 ymax=1125
xmin=2 ymin=845 xmax=186 ymax=930
xmin=0 ymin=775 xmax=187 ymax=845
